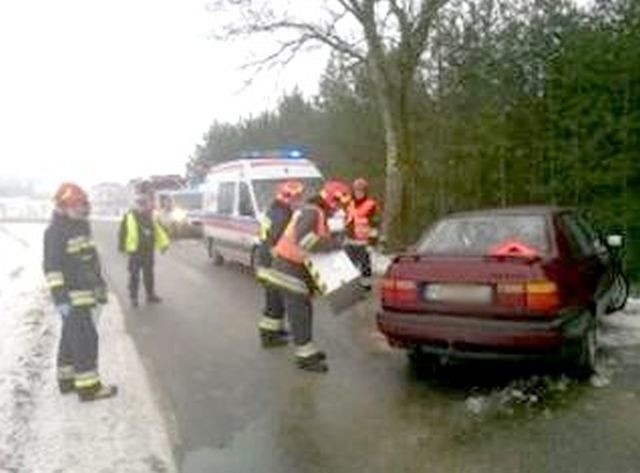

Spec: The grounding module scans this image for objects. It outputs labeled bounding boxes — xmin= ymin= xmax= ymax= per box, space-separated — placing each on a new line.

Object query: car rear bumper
xmin=377 ymin=310 xmax=589 ymax=361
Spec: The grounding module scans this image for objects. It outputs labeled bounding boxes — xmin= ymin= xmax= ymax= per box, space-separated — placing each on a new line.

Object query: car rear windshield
xmin=417 ymin=214 xmax=550 ymax=256
xmin=252 ymin=177 xmax=323 ymax=212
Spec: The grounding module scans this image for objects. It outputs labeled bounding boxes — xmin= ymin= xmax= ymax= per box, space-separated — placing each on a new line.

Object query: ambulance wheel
xmin=207 ymin=238 xmax=224 ymax=266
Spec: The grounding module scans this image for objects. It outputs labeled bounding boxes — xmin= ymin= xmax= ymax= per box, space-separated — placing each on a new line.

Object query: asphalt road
xmin=92 ymin=221 xmax=640 ymax=473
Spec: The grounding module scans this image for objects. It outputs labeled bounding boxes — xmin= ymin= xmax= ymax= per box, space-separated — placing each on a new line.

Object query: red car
xmin=377 ymin=207 xmax=628 ymax=376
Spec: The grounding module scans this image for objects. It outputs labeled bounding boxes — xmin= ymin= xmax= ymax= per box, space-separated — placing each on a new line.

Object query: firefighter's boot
xmin=295 ymin=344 xmax=328 ymax=373
xmin=77 ymin=382 xmax=118 ymax=402
xmin=58 ymin=379 xmax=75 ymax=394
xmin=358 ymin=278 xmax=373 ymax=292
xmin=57 ymin=366 xmax=75 ymax=394
xmin=260 ymin=329 xmax=289 ymax=347
xmin=258 ymin=316 xmax=288 ymax=348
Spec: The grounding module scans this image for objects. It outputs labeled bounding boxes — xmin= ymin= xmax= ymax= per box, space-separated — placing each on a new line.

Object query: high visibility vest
xmin=274 ymin=205 xmax=328 ymax=264
xmin=347 ymin=198 xmax=377 ymax=242
xmin=124 ymin=212 xmax=170 ymax=254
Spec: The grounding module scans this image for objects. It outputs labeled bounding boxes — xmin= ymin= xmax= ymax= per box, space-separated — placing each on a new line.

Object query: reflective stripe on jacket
xmin=69 ymin=289 xmax=97 ymax=307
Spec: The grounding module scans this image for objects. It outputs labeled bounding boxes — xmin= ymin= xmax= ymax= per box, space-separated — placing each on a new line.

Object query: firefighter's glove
xmin=56 ymin=303 xmax=72 ymax=320
xmin=95 ymin=285 xmax=109 ymax=305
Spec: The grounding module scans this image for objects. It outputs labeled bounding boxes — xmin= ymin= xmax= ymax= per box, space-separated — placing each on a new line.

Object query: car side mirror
xmin=607 ymin=234 xmax=623 ymax=248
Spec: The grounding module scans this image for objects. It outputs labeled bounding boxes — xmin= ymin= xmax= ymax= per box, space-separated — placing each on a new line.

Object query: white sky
xmin=0 ymin=0 xmax=593 ymax=191
xmin=0 ymin=0 xmax=326 ymax=189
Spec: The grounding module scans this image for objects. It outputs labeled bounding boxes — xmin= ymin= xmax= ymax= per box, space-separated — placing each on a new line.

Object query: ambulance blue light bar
xmin=238 ymin=147 xmax=310 ymax=160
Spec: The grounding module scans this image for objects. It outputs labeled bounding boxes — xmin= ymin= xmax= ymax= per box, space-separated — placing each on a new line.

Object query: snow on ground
xmin=600 ymin=298 xmax=640 ymax=348
xmin=0 ymin=224 xmax=176 ymax=473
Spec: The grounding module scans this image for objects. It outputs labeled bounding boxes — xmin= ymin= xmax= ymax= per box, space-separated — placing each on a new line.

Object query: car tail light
xmin=525 ymin=281 xmax=560 ymax=312
xmin=382 ymin=278 xmax=418 ymax=303
xmin=496 ymin=280 xmax=559 ymax=314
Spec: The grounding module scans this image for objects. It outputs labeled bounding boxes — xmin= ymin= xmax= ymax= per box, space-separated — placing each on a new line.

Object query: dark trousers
xmin=57 ymin=307 xmax=98 ymax=377
xmin=281 ymin=290 xmax=313 ymax=346
xmin=264 ymin=285 xmax=285 ymax=320
xmin=128 ymin=250 xmax=155 ymax=300
xmin=345 ymin=244 xmax=372 ymax=278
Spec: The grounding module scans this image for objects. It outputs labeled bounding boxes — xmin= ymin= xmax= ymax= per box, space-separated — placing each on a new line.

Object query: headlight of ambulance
xmin=171 ymin=208 xmax=188 ymax=222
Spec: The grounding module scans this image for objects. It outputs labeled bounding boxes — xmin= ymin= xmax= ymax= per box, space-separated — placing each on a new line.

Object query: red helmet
xmin=353 ymin=177 xmax=368 ymax=192
xmin=277 ymin=180 xmax=304 ymax=204
xmin=54 ymin=182 xmax=89 ymax=209
xmin=320 ymin=180 xmax=351 ymax=210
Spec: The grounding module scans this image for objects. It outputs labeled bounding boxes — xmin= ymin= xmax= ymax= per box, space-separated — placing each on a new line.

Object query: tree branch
xmin=219 ymin=17 xmax=366 ymax=62
xmin=414 ymin=0 xmax=451 ymax=51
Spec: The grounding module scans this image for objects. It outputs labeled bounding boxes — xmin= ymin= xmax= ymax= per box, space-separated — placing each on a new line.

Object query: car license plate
xmin=424 ymin=284 xmax=492 ymax=304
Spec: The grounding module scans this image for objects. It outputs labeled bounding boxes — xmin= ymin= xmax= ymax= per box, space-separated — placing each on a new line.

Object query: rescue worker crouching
xmin=264 ymin=181 xmax=351 ymax=373
xmin=255 ymin=180 xmax=305 ymax=348
xmin=345 ymin=178 xmax=380 ymax=291
xmin=43 ymin=182 xmax=117 ymax=401
xmin=119 ymin=194 xmax=170 ymax=308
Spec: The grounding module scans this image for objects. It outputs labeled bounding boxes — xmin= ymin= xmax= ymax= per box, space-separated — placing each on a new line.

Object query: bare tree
xmin=208 ymin=0 xmax=451 ymax=245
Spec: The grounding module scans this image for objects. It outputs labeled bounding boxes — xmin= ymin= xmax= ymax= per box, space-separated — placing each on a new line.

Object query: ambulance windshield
xmin=252 ymin=177 xmax=323 ymax=212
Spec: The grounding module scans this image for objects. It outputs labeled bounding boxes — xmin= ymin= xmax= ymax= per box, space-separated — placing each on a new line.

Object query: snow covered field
xmin=0 ymin=224 xmax=176 ymax=473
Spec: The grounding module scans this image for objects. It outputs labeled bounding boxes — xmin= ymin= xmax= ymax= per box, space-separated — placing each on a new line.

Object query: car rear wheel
xmin=607 ymin=272 xmax=629 ymax=313
xmin=407 ymin=346 xmax=441 ymax=372
xmin=207 ymin=238 xmax=224 ymax=266
xmin=572 ymin=321 xmax=598 ymax=379
xmin=250 ymin=246 xmax=259 ymax=274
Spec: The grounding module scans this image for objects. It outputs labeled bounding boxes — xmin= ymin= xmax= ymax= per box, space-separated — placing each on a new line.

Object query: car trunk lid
xmin=381 ymin=254 xmax=560 ymax=318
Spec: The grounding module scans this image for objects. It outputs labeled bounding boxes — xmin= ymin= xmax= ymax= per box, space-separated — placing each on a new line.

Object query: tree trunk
xmin=397 ymin=78 xmax=417 ymax=243
xmin=367 ymin=52 xmax=405 ymax=249
xmin=381 ymin=101 xmax=404 ymax=248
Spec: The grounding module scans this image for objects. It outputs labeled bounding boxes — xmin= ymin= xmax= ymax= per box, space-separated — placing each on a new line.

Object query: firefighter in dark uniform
xmin=345 ymin=177 xmax=380 ymax=290
xmin=264 ymin=180 xmax=351 ymax=373
xmin=43 ymin=182 xmax=117 ymax=401
xmin=119 ymin=194 xmax=170 ymax=307
xmin=255 ymin=180 xmax=305 ymax=347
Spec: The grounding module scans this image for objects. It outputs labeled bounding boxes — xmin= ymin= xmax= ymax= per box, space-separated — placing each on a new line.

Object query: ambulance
xmin=201 ymin=149 xmax=324 ymax=268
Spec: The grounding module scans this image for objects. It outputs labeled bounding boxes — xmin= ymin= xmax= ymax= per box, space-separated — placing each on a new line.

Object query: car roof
xmin=444 ymin=206 xmax=574 ymax=219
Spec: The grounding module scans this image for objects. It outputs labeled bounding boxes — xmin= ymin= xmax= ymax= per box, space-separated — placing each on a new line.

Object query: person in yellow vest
xmin=118 ymin=193 xmax=170 ymax=307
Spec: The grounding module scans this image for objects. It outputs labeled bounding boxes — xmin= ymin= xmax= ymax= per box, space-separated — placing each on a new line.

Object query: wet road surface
xmin=93 ymin=222 xmax=640 ymax=473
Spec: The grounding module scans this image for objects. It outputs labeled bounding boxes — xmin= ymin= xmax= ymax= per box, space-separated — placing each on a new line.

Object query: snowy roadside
xmin=463 ymin=299 xmax=640 ymax=416
xmin=0 ymin=224 xmax=176 ymax=473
